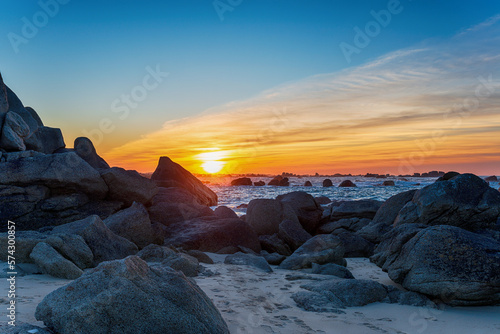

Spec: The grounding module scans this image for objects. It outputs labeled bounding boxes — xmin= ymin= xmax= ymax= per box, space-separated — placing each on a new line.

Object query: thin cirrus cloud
xmin=104 ymin=16 xmax=500 ymax=175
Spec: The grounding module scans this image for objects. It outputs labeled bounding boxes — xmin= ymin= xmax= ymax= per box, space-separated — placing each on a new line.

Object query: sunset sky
xmin=1 ymin=1 xmax=500 ymax=175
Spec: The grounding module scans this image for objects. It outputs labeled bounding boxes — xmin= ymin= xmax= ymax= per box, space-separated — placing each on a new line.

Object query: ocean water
xmin=200 ymin=176 xmax=500 ymax=216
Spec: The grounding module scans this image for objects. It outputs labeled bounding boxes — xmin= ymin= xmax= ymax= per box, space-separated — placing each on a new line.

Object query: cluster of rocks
xmin=229 ymin=173 xmax=500 ymax=308
xmin=0 ymin=77 xmax=230 ymax=333
xmin=231 ymin=175 xmax=289 ymax=186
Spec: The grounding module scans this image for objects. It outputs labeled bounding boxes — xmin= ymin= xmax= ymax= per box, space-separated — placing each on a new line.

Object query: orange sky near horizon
xmin=101 ymin=28 xmax=500 ymax=177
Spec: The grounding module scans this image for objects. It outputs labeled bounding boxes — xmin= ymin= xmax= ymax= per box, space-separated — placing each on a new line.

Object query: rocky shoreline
xmin=0 ymin=77 xmax=499 ymax=333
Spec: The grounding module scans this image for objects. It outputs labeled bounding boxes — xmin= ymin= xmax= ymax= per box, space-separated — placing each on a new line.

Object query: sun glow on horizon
xmin=197 ymin=150 xmax=228 ymax=174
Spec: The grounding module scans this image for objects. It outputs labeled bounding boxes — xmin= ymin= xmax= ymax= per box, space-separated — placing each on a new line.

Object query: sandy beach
xmin=2 ymin=256 xmax=498 ymax=334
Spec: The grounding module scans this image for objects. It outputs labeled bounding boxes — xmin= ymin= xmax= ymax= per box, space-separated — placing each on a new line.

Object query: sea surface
xmin=199 ymin=176 xmax=499 ymax=216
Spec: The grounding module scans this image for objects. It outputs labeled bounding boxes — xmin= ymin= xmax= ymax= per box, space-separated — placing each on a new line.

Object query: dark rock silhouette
xmin=231 ymin=177 xmax=252 ymax=186
xmin=151 ymin=156 xmax=217 ymax=206
xmin=246 ymin=198 xmax=298 ymax=235
xmin=100 ymin=167 xmax=158 ymax=205
xmin=268 ymin=175 xmax=289 ymax=186
xmin=486 ymin=175 xmax=498 ymax=182
xmin=164 ymin=216 xmax=261 ymax=253
xmin=322 ymin=179 xmax=333 ymax=187
xmin=74 ymin=137 xmax=110 ymax=170
xmin=277 ymin=191 xmax=323 ymax=233
xmin=339 ymin=180 xmax=356 ymax=187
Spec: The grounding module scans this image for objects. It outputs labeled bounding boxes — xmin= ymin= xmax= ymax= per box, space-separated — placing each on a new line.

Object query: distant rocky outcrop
xmin=35 ymin=256 xmax=230 ymax=334
xmin=231 ymin=177 xmax=252 ymax=186
xmin=151 ymin=156 xmax=218 ymax=206
xmin=268 ymin=175 xmax=289 ymax=186
xmin=486 ymin=175 xmax=498 ymax=182
xmin=339 ymin=180 xmax=357 ymax=187
xmin=322 ymin=179 xmax=333 ymax=187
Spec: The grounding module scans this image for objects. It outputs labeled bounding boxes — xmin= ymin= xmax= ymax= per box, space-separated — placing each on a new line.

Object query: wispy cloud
xmin=104 ymin=15 xmax=500 ymax=175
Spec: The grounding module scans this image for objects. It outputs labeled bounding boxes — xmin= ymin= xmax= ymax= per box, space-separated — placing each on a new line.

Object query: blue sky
xmin=1 ymin=1 xmax=500 ymax=173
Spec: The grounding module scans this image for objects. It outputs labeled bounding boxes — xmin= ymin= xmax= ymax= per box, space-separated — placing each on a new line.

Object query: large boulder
xmin=100 ymin=167 xmax=158 ymax=206
xmin=224 ymin=252 xmax=273 ymax=273
xmin=138 ymin=245 xmax=200 ymax=277
xmin=311 ymin=263 xmax=354 ymax=279
xmin=384 ymin=225 xmax=500 ymax=306
xmin=51 ymin=215 xmax=138 ymax=265
xmin=25 ymin=106 xmax=44 ymax=126
xmin=164 ymin=216 xmax=261 ymax=253
xmin=245 ymin=199 xmax=299 ymax=235
xmin=29 ymin=242 xmax=83 ymax=279
xmin=0 ymin=111 xmax=30 ymax=151
xmin=293 ymin=279 xmax=388 ymax=312
xmin=104 ymin=202 xmax=155 ymax=249
xmin=25 ymin=126 xmax=66 ymax=154
xmin=14 ymin=199 xmax=123 ymax=231
xmin=151 ymin=156 xmax=217 ymax=206
xmin=258 ymin=234 xmax=292 ymax=256
xmin=213 ymin=206 xmax=238 ymax=219
xmin=278 ymin=219 xmax=312 ymax=250
xmin=318 ymin=217 xmax=371 ymax=234
xmin=279 ymin=234 xmax=345 ymax=270
xmin=35 ymin=256 xmax=230 ymax=334
xmin=74 ymin=136 xmax=110 ymax=170
xmin=370 ymin=223 xmax=426 ymax=270
xmin=330 ymin=199 xmax=383 ymax=222
xmin=148 ymin=187 xmax=213 ymax=226
xmin=0 ymin=152 xmax=109 ymax=198
xmin=277 ymin=191 xmax=323 ymax=233
xmin=0 ymin=185 xmax=49 ymax=226
xmin=357 ymin=190 xmax=416 ymax=243
xmin=336 ymin=232 xmax=374 ymax=257
xmin=394 ymin=174 xmax=500 ymax=230
xmin=4 ymin=84 xmax=39 ymax=136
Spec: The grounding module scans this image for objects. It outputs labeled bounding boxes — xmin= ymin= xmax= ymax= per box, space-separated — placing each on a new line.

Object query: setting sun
xmin=197 ymin=150 xmax=227 ymax=174
xmin=201 ymin=160 xmax=224 ymax=173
